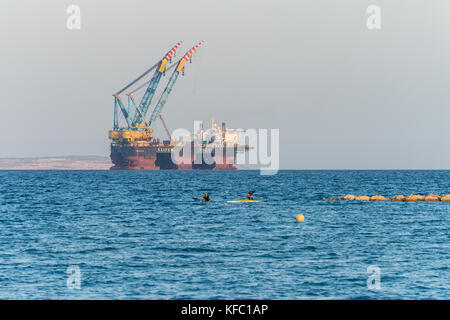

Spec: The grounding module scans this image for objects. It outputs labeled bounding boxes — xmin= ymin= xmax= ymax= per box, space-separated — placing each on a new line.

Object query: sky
xmin=0 ymin=0 xmax=449 ymax=169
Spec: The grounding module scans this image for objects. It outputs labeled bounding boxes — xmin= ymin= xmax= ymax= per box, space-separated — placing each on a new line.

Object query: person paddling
xmin=201 ymin=193 xmax=211 ymax=202
xmin=247 ymin=191 xmax=255 ymax=200
xmin=193 ymin=193 xmax=211 ymax=201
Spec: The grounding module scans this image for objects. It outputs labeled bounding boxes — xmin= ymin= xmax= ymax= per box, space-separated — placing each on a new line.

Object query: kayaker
xmin=201 ymin=193 xmax=211 ymax=202
xmin=247 ymin=191 xmax=254 ymax=200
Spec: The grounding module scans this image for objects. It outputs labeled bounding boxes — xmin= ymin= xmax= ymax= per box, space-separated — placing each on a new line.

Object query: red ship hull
xmin=110 ymin=144 xmax=238 ymax=170
xmin=110 ymin=155 xmax=159 ymax=170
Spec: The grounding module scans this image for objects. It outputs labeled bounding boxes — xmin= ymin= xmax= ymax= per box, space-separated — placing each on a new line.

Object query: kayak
xmin=226 ymin=199 xmax=262 ymax=203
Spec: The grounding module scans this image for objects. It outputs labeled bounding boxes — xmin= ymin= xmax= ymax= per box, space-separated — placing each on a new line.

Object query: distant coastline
xmin=0 ymin=157 xmax=448 ymax=170
xmin=0 ymin=156 xmax=111 ymax=170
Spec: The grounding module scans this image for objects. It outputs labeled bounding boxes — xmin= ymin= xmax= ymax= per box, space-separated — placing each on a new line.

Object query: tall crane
xmin=112 ymin=42 xmax=182 ymax=129
xmin=148 ymin=41 xmax=204 ymax=127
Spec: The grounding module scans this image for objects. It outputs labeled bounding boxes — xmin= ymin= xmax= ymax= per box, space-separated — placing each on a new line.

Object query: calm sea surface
xmin=0 ymin=170 xmax=448 ymax=299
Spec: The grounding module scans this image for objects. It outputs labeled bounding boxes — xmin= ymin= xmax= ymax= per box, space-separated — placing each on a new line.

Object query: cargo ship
xmin=108 ymin=42 xmax=249 ymax=170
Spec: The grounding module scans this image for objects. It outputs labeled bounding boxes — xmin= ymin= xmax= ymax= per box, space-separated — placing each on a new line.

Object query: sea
xmin=0 ymin=170 xmax=448 ymax=299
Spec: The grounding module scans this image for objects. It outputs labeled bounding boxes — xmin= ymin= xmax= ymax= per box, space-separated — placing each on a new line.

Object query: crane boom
xmin=132 ymin=42 xmax=182 ymax=125
xmin=129 ymin=62 xmax=178 ymax=95
xmin=115 ymin=63 xmax=158 ymax=95
xmin=148 ymin=41 xmax=204 ymax=127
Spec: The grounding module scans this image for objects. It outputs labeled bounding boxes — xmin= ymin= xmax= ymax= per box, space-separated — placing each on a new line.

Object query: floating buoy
xmin=296 ymin=214 xmax=304 ymax=222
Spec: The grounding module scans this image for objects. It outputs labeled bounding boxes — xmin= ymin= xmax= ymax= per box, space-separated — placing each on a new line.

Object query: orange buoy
xmin=296 ymin=214 xmax=304 ymax=222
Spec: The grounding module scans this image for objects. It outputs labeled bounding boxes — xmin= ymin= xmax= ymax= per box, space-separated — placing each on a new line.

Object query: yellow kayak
xmin=226 ymin=199 xmax=262 ymax=203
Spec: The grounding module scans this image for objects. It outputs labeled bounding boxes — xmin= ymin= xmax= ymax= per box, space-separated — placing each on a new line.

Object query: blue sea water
xmin=0 ymin=170 xmax=448 ymax=300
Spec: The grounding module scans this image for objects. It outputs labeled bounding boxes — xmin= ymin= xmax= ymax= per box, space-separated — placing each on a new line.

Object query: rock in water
xmin=405 ymin=194 xmax=425 ymax=201
xmin=392 ymin=195 xmax=406 ymax=201
xmin=371 ymin=195 xmax=390 ymax=201
xmin=424 ymin=194 xmax=440 ymax=201
xmin=325 ymin=194 xmax=449 ymax=202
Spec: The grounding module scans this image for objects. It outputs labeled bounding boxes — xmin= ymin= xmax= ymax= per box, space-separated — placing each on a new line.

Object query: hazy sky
xmin=1 ymin=0 xmax=449 ymax=169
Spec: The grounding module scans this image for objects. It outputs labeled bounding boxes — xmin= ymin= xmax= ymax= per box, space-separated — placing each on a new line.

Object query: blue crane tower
xmin=110 ymin=41 xmax=204 ymax=144
xmin=112 ymin=42 xmax=182 ymax=130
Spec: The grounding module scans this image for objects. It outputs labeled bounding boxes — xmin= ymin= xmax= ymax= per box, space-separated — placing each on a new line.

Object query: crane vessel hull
xmin=110 ymin=144 xmax=239 ymax=170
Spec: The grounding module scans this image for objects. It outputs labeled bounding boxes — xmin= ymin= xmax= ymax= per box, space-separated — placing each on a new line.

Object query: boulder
xmin=405 ymin=194 xmax=425 ymax=202
xmin=391 ymin=195 xmax=406 ymax=201
xmin=370 ymin=195 xmax=390 ymax=201
xmin=424 ymin=194 xmax=440 ymax=201
xmin=325 ymin=194 xmax=449 ymax=202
